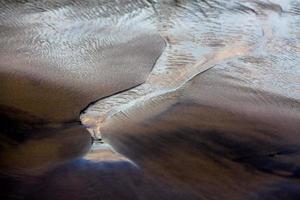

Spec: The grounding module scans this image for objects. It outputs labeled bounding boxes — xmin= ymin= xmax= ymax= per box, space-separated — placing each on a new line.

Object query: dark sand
xmin=1 ymin=0 xmax=300 ymax=200
xmin=103 ymin=69 xmax=300 ymax=200
xmin=0 ymin=0 xmax=165 ymax=141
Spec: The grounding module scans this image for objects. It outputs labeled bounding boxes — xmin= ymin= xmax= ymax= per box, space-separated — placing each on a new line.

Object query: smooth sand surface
xmin=1 ymin=0 xmax=300 ymax=200
xmin=103 ymin=70 xmax=300 ymax=200
xmin=0 ymin=0 xmax=165 ymax=143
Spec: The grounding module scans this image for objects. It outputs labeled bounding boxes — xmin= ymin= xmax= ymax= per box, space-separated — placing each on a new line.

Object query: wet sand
xmin=103 ymin=71 xmax=300 ymax=200
xmin=0 ymin=0 xmax=165 ymax=124
xmin=1 ymin=0 xmax=300 ymax=200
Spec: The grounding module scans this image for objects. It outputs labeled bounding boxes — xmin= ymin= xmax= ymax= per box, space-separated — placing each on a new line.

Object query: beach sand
xmin=1 ymin=0 xmax=300 ymax=199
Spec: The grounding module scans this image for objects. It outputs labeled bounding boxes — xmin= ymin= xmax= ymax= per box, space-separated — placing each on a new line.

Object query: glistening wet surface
xmin=1 ymin=0 xmax=300 ymax=200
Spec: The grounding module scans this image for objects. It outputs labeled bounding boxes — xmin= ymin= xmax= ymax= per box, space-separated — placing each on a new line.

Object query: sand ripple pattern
xmin=81 ymin=0 xmax=300 ymax=139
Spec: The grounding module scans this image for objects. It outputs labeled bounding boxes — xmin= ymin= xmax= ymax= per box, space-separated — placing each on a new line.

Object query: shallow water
xmin=1 ymin=0 xmax=300 ymax=200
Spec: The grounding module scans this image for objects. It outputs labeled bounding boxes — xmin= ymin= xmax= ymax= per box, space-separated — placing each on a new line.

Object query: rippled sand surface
xmin=1 ymin=0 xmax=300 ymax=200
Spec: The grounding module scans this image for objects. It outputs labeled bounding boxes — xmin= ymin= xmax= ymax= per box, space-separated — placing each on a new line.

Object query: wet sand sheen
xmin=1 ymin=0 xmax=300 ymax=200
xmin=80 ymin=0 xmax=300 ymax=139
xmin=1 ymin=0 xmax=166 ymax=198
